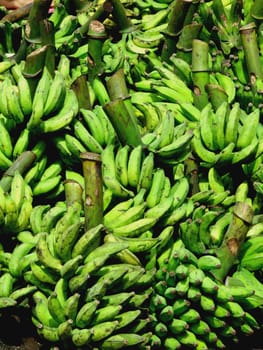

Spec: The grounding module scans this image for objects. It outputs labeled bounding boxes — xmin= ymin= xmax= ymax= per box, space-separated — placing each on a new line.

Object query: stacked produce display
xmin=0 ymin=0 xmax=262 ymax=348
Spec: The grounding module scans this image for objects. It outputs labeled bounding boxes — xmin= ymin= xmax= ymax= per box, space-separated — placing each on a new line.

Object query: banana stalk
xmin=106 ymin=68 xmax=138 ymax=130
xmin=64 ymin=179 xmax=84 ymax=210
xmin=191 ymin=39 xmax=209 ymax=110
xmin=0 ymin=3 xmax=33 ymax=24
xmin=161 ymin=0 xmax=193 ymax=61
xmin=0 ymin=151 xmax=36 ymax=192
xmin=39 ymin=19 xmax=55 ymax=77
xmin=87 ymin=20 xmax=107 ymax=81
xmin=71 ymin=74 xmax=92 ymax=110
xmin=80 ymin=152 xmax=103 ymax=230
xmin=240 ymin=22 xmax=263 ymax=93
xmin=103 ymin=98 xmax=142 ymax=147
xmin=79 ymin=0 xmax=113 ymax=38
xmin=176 ymin=23 xmax=203 ymax=52
xmin=110 ymin=0 xmax=135 ymax=33
xmin=212 ymin=201 xmax=254 ymax=282
xmin=25 ymin=0 xmax=53 ymax=43
xmin=205 ymin=83 xmax=229 ymax=110
xmin=23 ymin=45 xmax=49 ymax=97
xmin=106 ymin=68 xmax=129 ymax=100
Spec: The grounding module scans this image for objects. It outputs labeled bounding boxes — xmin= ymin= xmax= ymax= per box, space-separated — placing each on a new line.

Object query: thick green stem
xmin=71 ymin=74 xmax=91 ymax=110
xmin=191 ymin=39 xmax=210 ymax=110
xmin=106 ymin=68 xmax=138 ymax=130
xmin=40 ymin=19 xmax=55 ymax=77
xmin=25 ymin=0 xmax=53 ymax=43
xmin=109 ymin=0 xmax=135 ymax=33
xmin=64 ymin=179 xmax=84 ymax=210
xmin=176 ymin=23 xmax=203 ymax=52
xmin=23 ymin=45 xmax=48 ymax=97
xmin=106 ymin=68 xmax=129 ymax=100
xmin=205 ymin=84 xmax=228 ymax=110
xmin=0 ymin=151 xmax=36 ymax=192
xmin=240 ymin=22 xmax=263 ymax=80
xmin=80 ymin=152 xmax=103 ymax=231
xmin=184 ymin=154 xmax=199 ymax=195
xmin=79 ymin=0 xmax=113 ymax=37
xmin=103 ymin=97 xmax=142 ymax=147
xmin=161 ymin=0 xmax=193 ymax=61
xmin=212 ymin=202 xmax=254 ymax=283
xmin=166 ymin=0 xmax=193 ymax=36
xmin=0 ymin=2 xmax=33 ymax=23
xmin=87 ymin=20 xmax=107 ymax=81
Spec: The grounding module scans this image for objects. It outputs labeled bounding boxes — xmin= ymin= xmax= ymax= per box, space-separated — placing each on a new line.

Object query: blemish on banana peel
xmin=227 ymin=238 xmax=239 ymax=256
xmin=85 ymin=195 xmax=93 ymax=207
xmin=194 ymin=86 xmax=201 ymax=96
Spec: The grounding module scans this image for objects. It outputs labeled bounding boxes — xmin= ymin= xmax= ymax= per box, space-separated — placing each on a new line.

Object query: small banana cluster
xmin=0 ymin=62 xmax=79 ymax=136
xmin=192 ymin=102 xmax=261 ymax=167
xmin=55 ymin=105 xmax=116 ymax=163
xmin=23 ymin=151 xmax=64 ymax=201
xmin=27 ymin=67 xmax=79 ymax=134
xmin=0 ymin=270 xmax=37 ymax=310
xmin=239 ymin=235 xmax=263 ymax=272
xmin=150 ymin=244 xmax=262 ymax=349
xmin=0 ymin=171 xmax=33 ymax=234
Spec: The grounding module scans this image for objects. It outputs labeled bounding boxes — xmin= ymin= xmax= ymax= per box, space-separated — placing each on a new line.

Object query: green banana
xmin=81 ymin=108 xmax=106 ymax=147
xmin=146 ymin=168 xmax=166 ymax=208
xmin=0 ymin=118 xmax=12 ymax=158
xmin=224 ymin=102 xmax=240 ymax=145
xmin=91 ymin=320 xmax=119 ymax=342
xmin=71 ymin=223 xmax=104 ymax=258
xmin=101 ymin=333 xmax=146 ymax=349
xmin=137 ymin=151 xmax=155 ymax=192
xmin=8 ymin=242 xmax=34 ymax=278
xmin=110 ymin=217 xmax=157 ymax=238
xmin=115 ymin=144 xmax=130 ymax=188
xmin=12 ymin=128 xmax=31 ymax=159
xmin=236 ymin=108 xmax=260 ymax=150
xmin=75 ymin=299 xmax=100 ymax=328
xmin=127 ymin=144 xmax=144 ymax=188
xmin=55 ymin=221 xmax=82 ymax=262
xmin=197 ymin=254 xmax=222 ymax=270
xmin=30 ymin=260 xmax=58 ymax=285
xmin=84 ymin=241 xmax=129 ymax=265
xmin=60 ymin=254 xmax=83 ymax=279
xmin=27 ymin=67 xmax=52 ymax=130
xmin=71 ymin=328 xmax=92 ymax=347
xmin=192 ymin=128 xmax=219 ymax=165
xmin=32 ymin=291 xmax=59 ymax=327
xmin=36 ymin=232 xmax=62 ymax=273
xmin=0 ymin=272 xmax=15 ymax=297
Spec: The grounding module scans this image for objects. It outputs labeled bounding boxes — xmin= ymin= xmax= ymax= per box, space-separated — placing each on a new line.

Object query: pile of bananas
xmin=0 ymin=0 xmax=262 ymax=348
xmin=150 ymin=244 xmax=262 ymax=349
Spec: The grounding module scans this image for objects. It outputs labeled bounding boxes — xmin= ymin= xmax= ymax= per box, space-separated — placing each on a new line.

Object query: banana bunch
xmin=0 ymin=171 xmax=33 ymax=234
xmin=0 ymin=74 xmax=26 ymax=125
xmin=0 ymin=269 xmax=37 ymax=309
xmin=238 ymin=235 xmax=263 ymax=272
xmin=30 ymin=225 xmax=155 ymax=347
xmin=192 ymin=102 xmax=261 ymax=167
xmin=26 ymin=67 xmax=79 ymax=134
xmin=150 ymin=243 xmax=262 ymax=349
xmin=53 ymin=104 xmax=116 ymax=164
xmin=23 ymin=153 xmax=64 ymax=201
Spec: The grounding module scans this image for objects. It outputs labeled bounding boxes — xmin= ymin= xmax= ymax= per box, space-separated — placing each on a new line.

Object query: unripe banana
xmin=146 ymin=168 xmax=166 ymax=208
